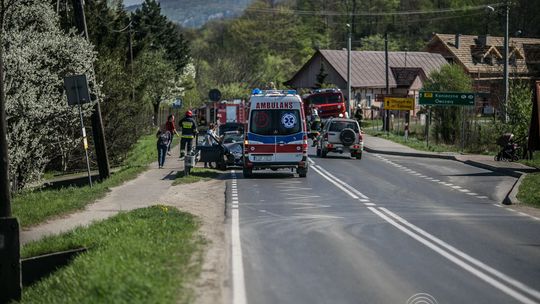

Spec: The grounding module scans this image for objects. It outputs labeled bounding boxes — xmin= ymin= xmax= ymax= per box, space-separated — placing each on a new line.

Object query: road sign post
xmin=64 ymin=75 xmax=93 ymax=187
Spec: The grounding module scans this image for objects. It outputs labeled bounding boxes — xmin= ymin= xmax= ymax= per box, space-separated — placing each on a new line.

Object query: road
xmin=229 ymin=147 xmax=540 ymax=304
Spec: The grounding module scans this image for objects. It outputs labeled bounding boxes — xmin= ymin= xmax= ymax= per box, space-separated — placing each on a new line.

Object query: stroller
xmin=495 ymin=133 xmax=519 ymax=162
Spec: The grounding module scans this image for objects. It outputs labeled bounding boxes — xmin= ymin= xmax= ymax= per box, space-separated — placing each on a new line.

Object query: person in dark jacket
xmin=156 ymin=127 xmax=171 ymax=168
xmin=179 ymin=110 xmax=198 ymax=158
xmin=165 ymin=114 xmax=179 ymax=155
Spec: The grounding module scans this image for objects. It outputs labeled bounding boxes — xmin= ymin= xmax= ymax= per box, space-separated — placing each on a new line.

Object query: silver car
xmin=316 ymin=118 xmax=364 ymax=159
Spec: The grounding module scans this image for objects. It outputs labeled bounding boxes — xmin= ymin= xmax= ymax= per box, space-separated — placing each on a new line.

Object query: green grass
xmin=13 ymin=134 xmax=157 ymax=227
xmin=21 ymin=206 xmax=203 ymax=304
xmin=173 ymin=167 xmax=221 ymax=185
xmin=518 ymin=152 xmax=540 ymax=169
xmin=517 ymin=173 xmax=540 ymax=208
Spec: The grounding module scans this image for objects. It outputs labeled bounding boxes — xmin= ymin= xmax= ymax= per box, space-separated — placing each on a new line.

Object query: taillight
xmin=324 ymin=133 xmax=328 ymax=141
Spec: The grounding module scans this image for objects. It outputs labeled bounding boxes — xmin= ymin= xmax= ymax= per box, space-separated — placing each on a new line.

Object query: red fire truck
xmin=302 ymin=88 xmax=347 ymax=119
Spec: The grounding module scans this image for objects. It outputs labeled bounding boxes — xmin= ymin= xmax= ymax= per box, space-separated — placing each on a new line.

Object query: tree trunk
xmin=153 ymin=101 xmax=160 ymax=127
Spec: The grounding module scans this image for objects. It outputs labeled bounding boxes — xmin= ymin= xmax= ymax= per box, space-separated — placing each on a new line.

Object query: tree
xmin=134 ymin=50 xmax=176 ymax=126
xmin=358 ymin=34 xmax=400 ymax=51
xmin=423 ymin=64 xmax=472 ymax=144
xmin=4 ymin=0 xmax=95 ymax=189
xmin=315 ymin=63 xmax=328 ymax=88
xmin=502 ymin=81 xmax=533 ymax=146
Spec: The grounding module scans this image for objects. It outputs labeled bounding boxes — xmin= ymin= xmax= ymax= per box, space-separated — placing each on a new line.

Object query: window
xmin=329 ymin=121 xmax=359 ymax=133
xmin=366 ymin=94 xmax=373 ymax=107
xmin=250 ymin=109 xmax=301 ymax=135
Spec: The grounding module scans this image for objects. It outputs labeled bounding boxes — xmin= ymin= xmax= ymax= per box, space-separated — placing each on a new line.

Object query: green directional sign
xmin=419 ymin=91 xmax=476 ymax=106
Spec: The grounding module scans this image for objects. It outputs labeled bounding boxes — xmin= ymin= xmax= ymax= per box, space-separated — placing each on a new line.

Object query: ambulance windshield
xmin=250 ymin=109 xmax=301 ymax=135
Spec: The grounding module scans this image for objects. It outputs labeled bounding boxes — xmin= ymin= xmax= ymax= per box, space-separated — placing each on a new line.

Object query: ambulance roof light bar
xmin=251 ymin=88 xmax=297 ymax=96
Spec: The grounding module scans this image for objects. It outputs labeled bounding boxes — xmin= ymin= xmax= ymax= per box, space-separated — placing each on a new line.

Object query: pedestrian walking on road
xmin=156 ymin=127 xmax=171 ymax=169
xmin=165 ymin=114 xmax=179 ymax=155
xmin=179 ymin=110 xmax=198 ymax=158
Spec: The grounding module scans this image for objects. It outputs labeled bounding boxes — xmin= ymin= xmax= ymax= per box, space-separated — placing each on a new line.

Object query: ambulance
xmin=243 ymin=89 xmax=309 ymax=178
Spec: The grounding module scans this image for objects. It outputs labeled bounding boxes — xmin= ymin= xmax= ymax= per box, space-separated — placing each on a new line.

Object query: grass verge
xmin=21 ymin=206 xmax=203 ymax=304
xmin=173 ymin=167 xmax=221 ymax=185
xmin=13 ymin=134 xmax=157 ymax=227
xmin=517 ymin=173 xmax=540 ymax=208
xmin=518 ymin=152 xmax=540 ymax=169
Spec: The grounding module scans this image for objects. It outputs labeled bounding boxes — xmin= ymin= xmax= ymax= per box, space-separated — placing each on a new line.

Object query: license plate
xmin=253 ymin=155 xmax=273 ymax=161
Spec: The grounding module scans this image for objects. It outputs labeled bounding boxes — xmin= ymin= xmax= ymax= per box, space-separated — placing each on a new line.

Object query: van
xmin=243 ymin=89 xmax=309 ymax=177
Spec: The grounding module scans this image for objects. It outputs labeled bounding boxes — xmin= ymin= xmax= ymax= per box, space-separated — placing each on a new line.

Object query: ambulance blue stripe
xmin=247 ymin=133 xmax=305 ymax=144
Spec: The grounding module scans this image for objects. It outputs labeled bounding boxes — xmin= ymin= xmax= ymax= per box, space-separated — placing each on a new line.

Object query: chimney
xmin=455 ymin=33 xmax=461 ymax=49
xmin=478 ymin=34 xmax=490 ymax=46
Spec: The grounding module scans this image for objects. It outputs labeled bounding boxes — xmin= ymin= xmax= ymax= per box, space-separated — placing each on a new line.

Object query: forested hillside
xmin=126 ymin=0 xmax=253 ymax=28
xmin=183 ymin=0 xmax=540 ymax=102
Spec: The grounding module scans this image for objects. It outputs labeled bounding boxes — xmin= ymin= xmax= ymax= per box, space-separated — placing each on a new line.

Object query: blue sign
xmin=172 ymin=98 xmax=183 ymax=109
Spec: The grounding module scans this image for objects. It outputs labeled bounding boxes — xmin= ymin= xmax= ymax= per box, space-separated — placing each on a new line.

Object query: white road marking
xmin=518 ymin=212 xmax=529 ymax=217
xmin=493 ymin=204 xmax=502 ymax=207
xmin=311 ymin=163 xmax=540 ymax=304
xmin=373 ymin=207 xmax=540 ymax=304
xmin=311 ymin=166 xmax=359 ymax=199
xmin=230 ymin=171 xmax=247 ymax=304
xmin=467 ymin=192 xmax=479 ymax=196
xmin=315 ymin=166 xmax=369 ymax=199
xmin=364 ymin=203 xmax=376 ymax=206
xmin=477 ymin=196 xmax=488 ymax=199
xmin=459 ymin=189 xmax=470 ymax=193
xmin=432 ymin=179 xmax=440 ymax=182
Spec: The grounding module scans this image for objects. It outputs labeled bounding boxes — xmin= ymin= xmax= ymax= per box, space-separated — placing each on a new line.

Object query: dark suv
xmin=316 ymin=118 xmax=364 ymax=159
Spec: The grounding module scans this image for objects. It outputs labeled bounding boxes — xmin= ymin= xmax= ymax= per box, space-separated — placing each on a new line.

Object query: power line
xmin=242 ymin=2 xmax=504 ymax=17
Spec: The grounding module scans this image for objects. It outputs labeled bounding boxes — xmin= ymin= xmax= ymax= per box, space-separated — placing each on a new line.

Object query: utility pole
xmin=347 ymin=23 xmax=352 ymax=118
xmin=384 ymin=32 xmax=390 ymax=133
xmin=128 ymin=18 xmax=135 ymax=102
xmin=71 ymin=0 xmax=110 ymax=180
xmin=0 ymin=0 xmax=22 ymax=301
xmin=503 ymin=0 xmax=510 ymax=123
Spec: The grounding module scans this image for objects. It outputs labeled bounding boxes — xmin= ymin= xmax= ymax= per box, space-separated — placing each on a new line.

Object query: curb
xmin=503 ymin=173 xmax=527 ymax=205
xmin=364 ymin=145 xmax=531 ymax=205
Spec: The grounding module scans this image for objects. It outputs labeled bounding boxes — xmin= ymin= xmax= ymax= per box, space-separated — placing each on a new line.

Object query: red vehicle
xmin=303 ymin=88 xmax=346 ymax=119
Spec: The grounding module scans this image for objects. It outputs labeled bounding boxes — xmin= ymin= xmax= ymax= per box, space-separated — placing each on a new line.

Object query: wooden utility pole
xmin=71 ymin=0 xmax=110 ymax=180
xmin=0 ymin=0 xmax=22 ymax=301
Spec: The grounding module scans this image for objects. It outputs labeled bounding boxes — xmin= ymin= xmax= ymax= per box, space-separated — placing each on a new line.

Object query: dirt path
xmin=162 ymin=178 xmax=230 ymax=304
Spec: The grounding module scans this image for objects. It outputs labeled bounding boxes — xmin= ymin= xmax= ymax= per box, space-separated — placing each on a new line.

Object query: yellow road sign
xmin=383 ymin=97 xmax=415 ymax=110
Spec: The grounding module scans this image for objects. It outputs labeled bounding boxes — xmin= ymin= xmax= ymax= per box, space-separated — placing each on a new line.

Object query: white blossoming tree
xmin=3 ymin=0 xmax=95 ymax=189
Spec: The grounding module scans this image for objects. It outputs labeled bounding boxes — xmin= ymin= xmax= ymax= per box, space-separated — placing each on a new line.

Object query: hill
xmin=127 ymin=0 xmax=253 ymax=28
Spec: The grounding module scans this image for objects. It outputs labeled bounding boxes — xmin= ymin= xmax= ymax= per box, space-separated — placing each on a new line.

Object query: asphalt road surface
xmin=230 ymin=147 xmax=540 ymax=304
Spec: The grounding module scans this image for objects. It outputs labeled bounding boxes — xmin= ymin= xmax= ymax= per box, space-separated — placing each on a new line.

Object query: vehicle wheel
xmin=297 ymin=167 xmax=307 ymax=178
xmin=243 ymin=167 xmax=253 ymax=178
xmin=321 ymin=148 xmax=328 ymax=158
xmin=494 ymin=154 xmax=499 ymax=161
xmin=217 ymin=161 xmax=227 ymax=171
xmin=356 ymin=152 xmax=362 ymax=160
xmin=316 ymin=148 xmax=321 ymax=157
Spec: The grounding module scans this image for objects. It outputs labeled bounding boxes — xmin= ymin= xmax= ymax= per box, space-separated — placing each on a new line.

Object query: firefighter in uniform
xmin=179 ymin=110 xmax=198 ymax=158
